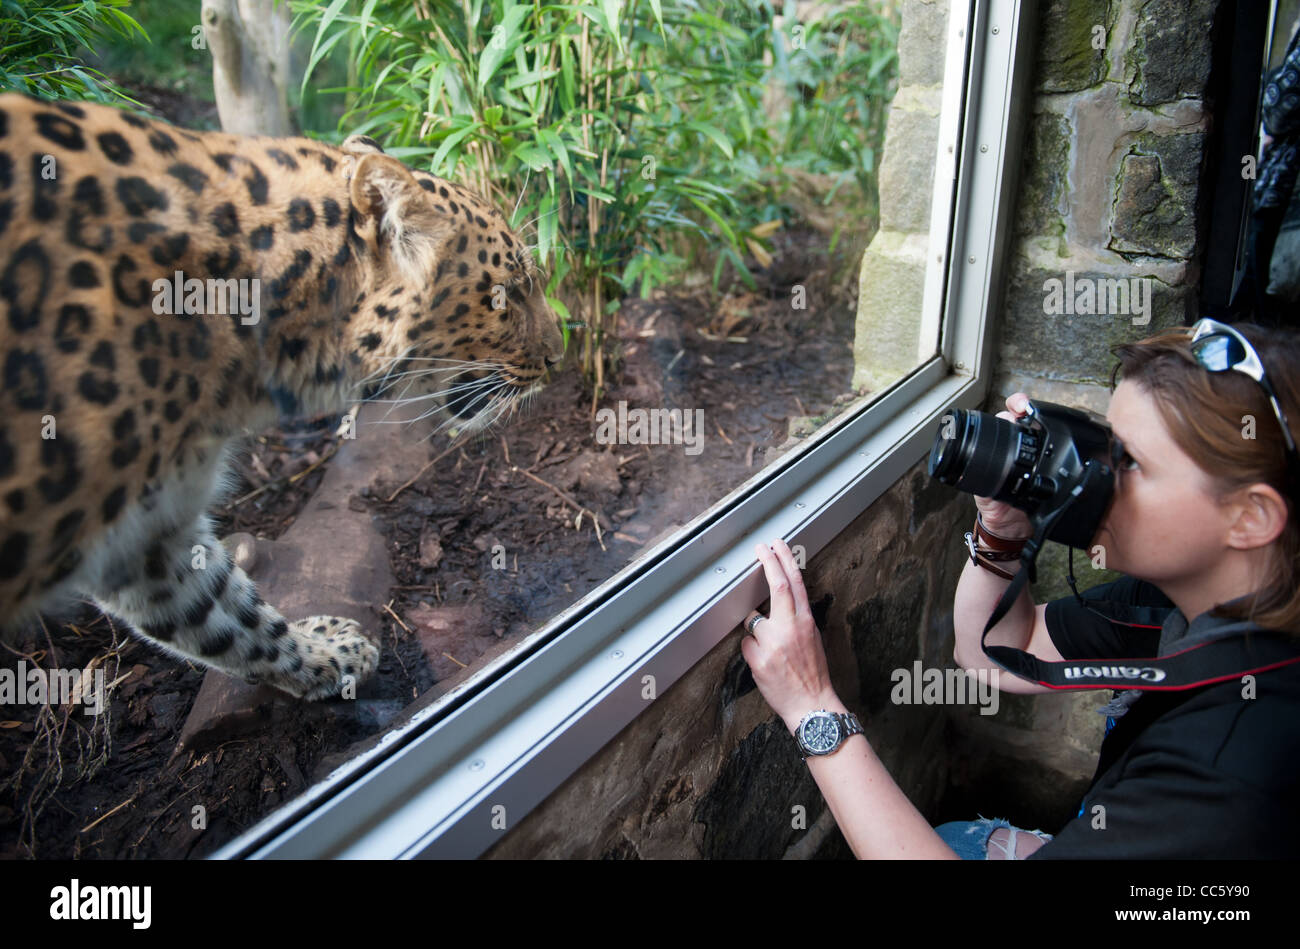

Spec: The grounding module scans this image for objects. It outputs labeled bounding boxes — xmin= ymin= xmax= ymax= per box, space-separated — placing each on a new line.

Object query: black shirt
xmin=1028 ymin=576 xmax=1300 ymax=858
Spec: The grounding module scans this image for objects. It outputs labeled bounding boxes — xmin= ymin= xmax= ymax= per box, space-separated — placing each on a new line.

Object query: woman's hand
xmin=976 ymin=392 xmax=1035 ymax=540
xmin=740 ymin=539 xmax=840 ymax=734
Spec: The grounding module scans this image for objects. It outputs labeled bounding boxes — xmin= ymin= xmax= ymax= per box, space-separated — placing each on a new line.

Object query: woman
xmin=740 ymin=321 xmax=1300 ymax=858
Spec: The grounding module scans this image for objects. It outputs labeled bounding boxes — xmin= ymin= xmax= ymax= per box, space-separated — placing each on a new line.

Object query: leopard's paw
xmin=267 ymin=616 xmax=380 ymax=701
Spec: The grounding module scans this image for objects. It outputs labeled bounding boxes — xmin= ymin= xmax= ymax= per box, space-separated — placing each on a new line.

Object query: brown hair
xmin=1110 ymin=323 xmax=1300 ymax=632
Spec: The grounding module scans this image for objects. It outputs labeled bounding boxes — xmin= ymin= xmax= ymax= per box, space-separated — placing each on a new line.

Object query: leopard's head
xmin=342 ymin=136 xmax=564 ymax=432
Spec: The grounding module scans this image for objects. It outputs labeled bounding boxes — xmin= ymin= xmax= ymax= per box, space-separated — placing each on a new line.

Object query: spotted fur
xmin=0 ymin=94 xmax=563 ymax=700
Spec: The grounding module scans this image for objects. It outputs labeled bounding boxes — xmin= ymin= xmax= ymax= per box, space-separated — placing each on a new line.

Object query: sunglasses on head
xmin=1189 ymin=318 xmax=1299 ymax=491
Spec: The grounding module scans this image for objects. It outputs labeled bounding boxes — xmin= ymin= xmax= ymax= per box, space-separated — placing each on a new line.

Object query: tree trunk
xmin=201 ymin=0 xmax=295 ymax=136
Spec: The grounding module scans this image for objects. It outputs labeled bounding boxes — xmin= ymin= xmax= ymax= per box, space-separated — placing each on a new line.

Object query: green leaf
xmin=514 ymin=143 xmax=552 ymax=172
xmin=548 ymin=294 xmax=572 ymax=322
xmin=685 ymin=194 xmax=737 ymax=246
xmin=647 ymin=0 xmax=665 ymax=37
xmin=684 ymin=122 xmax=734 ymax=160
xmin=477 ymin=2 xmax=530 ymax=93
xmin=505 ymin=67 xmax=560 ymax=91
xmin=426 ymin=61 xmax=447 ymax=113
xmin=537 ymin=128 xmax=573 ymax=184
xmin=536 ymin=189 xmax=557 ymax=264
xmin=576 ymin=185 xmax=616 ymax=204
xmin=600 ymin=0 xmax=625 ymax=54
xmin=430 ymin=122 xmax=482 ymax=176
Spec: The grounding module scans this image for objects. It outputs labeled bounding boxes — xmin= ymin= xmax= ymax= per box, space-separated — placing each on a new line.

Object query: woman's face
xmin=1093 ymin=379 xmax=1230 ymax=583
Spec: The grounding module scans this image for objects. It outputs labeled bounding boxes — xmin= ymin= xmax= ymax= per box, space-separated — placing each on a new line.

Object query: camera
xmin=927 ymin=400 xmax=1121 ymax=550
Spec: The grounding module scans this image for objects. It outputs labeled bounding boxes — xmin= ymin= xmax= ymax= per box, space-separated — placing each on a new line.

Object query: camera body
xmin=927 ymin=400 xmax=1120 ymax=550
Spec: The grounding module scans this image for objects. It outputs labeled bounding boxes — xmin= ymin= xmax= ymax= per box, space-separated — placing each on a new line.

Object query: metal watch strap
xmin=837 ymin=711 xmax=864 ymax=741
xmin=798 ymin=711 xmax=864 ymax=760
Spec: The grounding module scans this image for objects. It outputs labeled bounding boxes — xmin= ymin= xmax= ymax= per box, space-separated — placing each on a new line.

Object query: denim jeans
xmin=934 ymin=816 xmax=1053 ymax=860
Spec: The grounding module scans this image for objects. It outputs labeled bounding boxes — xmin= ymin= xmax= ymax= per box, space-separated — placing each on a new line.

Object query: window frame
xmin=211 ymin=0 xmax=1037 ymax=860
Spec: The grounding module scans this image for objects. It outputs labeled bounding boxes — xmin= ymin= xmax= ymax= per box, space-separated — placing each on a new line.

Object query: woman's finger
xmin=770 ymin=540 xmax=810 ymax=617
xmin=742 ymin=610 xmax=767 ymax=641
xmin=755 ymin=542 xmax=796 ymax=620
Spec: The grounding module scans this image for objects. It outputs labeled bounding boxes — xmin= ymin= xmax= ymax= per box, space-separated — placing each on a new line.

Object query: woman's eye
xmin=1120 ymin=451 xmax=1139 ymax=471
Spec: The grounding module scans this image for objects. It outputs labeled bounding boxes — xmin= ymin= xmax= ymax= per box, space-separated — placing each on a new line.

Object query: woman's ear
xmin=1224 ymin=482 xmax=1290 ymax=551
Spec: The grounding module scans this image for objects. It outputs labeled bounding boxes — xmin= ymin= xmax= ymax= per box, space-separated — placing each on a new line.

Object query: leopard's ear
xmin=349 ymin=153 xmax=453 ymax=284
xmin=342 ymin=134 xmax=385 ymax=157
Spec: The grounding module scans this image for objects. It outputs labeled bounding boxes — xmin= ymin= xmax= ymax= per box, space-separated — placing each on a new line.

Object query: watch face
xmin=800 ymin=714 xmax=841 ymax=754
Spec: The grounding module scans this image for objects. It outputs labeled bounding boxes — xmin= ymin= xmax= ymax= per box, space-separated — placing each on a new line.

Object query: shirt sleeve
xmin=1043 ymin=575 xmax=1170 ymax=660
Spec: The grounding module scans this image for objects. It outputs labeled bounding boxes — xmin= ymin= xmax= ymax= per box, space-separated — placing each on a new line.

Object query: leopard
xmin=0 ymin=93 xmax=564 ymax=700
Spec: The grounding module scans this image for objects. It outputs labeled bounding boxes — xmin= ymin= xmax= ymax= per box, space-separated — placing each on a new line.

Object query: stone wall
xmin=992 ymin=0 xmax=1214 ymax=415
xmin=852 ymin=0 xmax=946 ymax=393
xmin=485 ymin=460 xmax=972 ymax=858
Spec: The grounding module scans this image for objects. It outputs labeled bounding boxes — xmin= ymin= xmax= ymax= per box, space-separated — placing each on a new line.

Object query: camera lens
xmin=928 ymin=409 xmax=1028 ymax=501
xmin=929 ymin=401 xmax=1119 ymax=549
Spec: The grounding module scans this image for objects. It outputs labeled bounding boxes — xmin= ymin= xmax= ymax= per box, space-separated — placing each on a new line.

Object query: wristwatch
xmin=793 ymin=709 xmax=864 ymax=760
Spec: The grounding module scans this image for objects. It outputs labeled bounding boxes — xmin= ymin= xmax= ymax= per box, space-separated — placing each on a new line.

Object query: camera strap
xmin=977 ymin=471 xmax=1300 ymax=690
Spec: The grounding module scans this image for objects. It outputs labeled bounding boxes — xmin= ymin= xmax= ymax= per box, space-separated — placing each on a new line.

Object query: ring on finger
xmin=745 ymin=614 xmax=765 ymax=634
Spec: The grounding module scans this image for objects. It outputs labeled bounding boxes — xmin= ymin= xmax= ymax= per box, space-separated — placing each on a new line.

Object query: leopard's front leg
xmin=92 ymin=515 xmax=379 ymax=700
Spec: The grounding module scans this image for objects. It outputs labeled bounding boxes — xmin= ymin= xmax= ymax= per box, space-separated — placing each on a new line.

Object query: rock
xmin=555 ymin=450 xmax=622 ymax=503
xmin=1033 ymin=0 xmax=1109 ymax=94
xmin=1016 ymin=112 xmax=1071 ymax=238
xmin=693 ymin=720 xmax=823 ymax=859
xmin=221 ymin=532 xmax=258 ymax=573
xmin=171 ymin=675 xmax=284 ymax=759
xmin=998 ymin=268 xmax=1186 ymax=387
xmin=418 ymin=530 xmax=443 ymax=568
xmin=172 ymin=402 xmax=426 ymax=756
xmin=1109 ymin=131 xmax=1204 ymax=260
xmin=1126 ymin=0 xmax=1215 ymax=105
xmin=618 ymin=519 xmax=653 ymax=539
